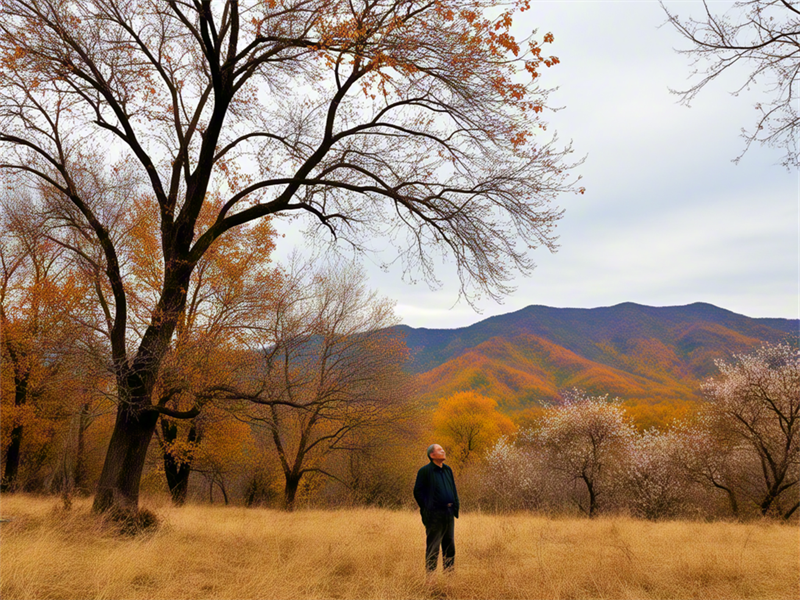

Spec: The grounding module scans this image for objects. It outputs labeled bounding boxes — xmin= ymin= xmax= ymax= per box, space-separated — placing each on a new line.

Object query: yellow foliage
xmin=432 ymin=391 xmax=515 ymax=465
xmin=193 ymin=408 xmax=259 ymax=476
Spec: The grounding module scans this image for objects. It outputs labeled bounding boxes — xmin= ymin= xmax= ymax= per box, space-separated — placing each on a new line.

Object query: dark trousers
xmin=425 ymin=510 xmax=455 ymax=572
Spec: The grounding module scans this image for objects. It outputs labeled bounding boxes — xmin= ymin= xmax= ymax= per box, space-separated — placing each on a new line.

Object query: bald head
xmin=427 ymin=444 xmax=446 ymax=466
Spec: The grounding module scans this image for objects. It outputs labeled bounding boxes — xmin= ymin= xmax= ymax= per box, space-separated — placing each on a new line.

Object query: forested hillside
xmin=397 ymin=303 xmax=797 ymax=428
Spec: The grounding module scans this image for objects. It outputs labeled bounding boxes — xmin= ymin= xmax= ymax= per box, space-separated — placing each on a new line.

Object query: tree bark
xmin=760 ymin=488 xmax=779 ymax=516
xmin=758 ymin=472 xmax=792 ymax=516
xmin=1 ymin=424 xmax=23 ymax=492
xmin=93 ymin=266 xmax=194 ymax=514
xmin=724 ymin=487 xmax=739 ymax=519
xmin=92 ymin=398 xmax=159 ymax=514
xmin=581 ymin=475 xmax=597 ymax=518
xmin=284 ymin=474 xmax=301 ymax=511
xmin=161 ymin=419 xmax=198 ymax=506
xmin=73 ymin=402 xmax=91 ymax=495
xmin=784 ymin=501 xmax=799 ymax=520
xmin=217 ymin=478 xmax=229 ymax=505
xmin=1 ymin=371 xmax=29 ymax=492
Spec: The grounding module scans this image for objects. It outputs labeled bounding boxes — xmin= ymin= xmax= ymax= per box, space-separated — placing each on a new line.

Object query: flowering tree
xmin=669 ymin=417 xmax=750 ymax=518
xmin=476 ymin=346 xmax=799 ymax=520
xmin=526 ymin=391 xmax=635 ymax=517
xmin=624 ymin=428 xmax=689 ymax=520
xmin=482 ymin=435 xmax=546 ymax=511
xmin=702 ymin=343 xmax=800 ymax=518
xmin=0 ymin=0 xmax=581 ymax=515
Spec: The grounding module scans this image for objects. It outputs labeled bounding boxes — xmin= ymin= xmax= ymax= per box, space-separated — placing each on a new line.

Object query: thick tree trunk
xmin=725 ymin=487 xmax=739 ymax=519
xmin=92 ymin=400 xmax=159 ymax=514
xmin=1 ymin=424 xmax=23 ymax=492
xmin=93 ymin=270 xmax=193 ymax=514
xmin=92 ymin=264 xmax=197 ymax=514
xmin=284 ymin=474 xmax=301 ymax=510
xmin=161 ymin=419 xmax=198 ymax=506
xmin=1 ymin=373 xmax=29 ymax=493
xmin=582 ymin=475 xmax=597 ymax=518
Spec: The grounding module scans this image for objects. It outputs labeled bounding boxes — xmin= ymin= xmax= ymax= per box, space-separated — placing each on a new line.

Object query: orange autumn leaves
xmin=0 ymin=198 xmax=98 ymax=492
xmin=418 ymin=332 xmax=707 ymax=431
xmin=432 ymin=391 xmax=514 ymax=466
xmin=294 ymin=0 xmax=559 ymax=147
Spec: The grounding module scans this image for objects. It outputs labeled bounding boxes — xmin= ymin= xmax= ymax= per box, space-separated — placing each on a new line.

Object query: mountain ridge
xmin=393 ymin=302 xmax=798 ymax=429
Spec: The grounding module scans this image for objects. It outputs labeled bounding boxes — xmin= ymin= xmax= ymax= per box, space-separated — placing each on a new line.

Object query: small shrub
xmin=109 ymin=507 xmax=159 ymax=536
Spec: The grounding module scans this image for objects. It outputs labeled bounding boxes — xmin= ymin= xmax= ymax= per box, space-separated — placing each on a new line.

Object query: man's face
xmin=430 ymin=445 xmax=446 ymax=462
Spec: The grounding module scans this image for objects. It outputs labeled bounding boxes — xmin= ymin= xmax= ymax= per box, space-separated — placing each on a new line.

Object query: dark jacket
xmin=413 ymin=462 xmax=460 ymax=525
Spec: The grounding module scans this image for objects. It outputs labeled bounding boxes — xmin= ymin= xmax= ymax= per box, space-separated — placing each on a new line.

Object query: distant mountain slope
xmin=396 ymin=303 xmax=797 ymax=429
xmin=754 ymin=317 xmax=799 ymax=336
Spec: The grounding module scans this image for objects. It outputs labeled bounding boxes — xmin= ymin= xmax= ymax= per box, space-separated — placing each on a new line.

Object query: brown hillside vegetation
xmin=417 ymin=334 xmax=702 ymax=429
xmin=1 ymin=495 xmax=798 ymax=600
xmin=407 ymin=303 xmax=796 ymax=430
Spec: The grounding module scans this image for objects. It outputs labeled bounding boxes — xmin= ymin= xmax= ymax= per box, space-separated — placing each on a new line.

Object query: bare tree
xmin=662 ymin=0 xmax=800 ymax=168
xmin=242 ymin=261 xmax=416 ymax=509
xmin=0 ymin=0 xmax=581 ymax=515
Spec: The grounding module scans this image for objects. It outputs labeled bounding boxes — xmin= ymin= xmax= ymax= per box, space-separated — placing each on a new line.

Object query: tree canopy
xmin=0 ymin=0 xmax=581 ymax=514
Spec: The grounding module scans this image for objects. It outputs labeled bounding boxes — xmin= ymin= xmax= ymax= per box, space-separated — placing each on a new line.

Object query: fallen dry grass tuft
xmin=1 ymin=494 xmax=797 ymax=599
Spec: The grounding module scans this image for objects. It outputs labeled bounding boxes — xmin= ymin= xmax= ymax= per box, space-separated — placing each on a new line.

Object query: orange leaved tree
xmin=0 ymin=193 xmax=87 ymax=492
xmin=0 ymin=0 xmax=581 ymax=514
xmin=180 ymin=404 xmax=259 ymax=505
xmin=122 ymin=195 xmax=279 ymax=505
xmin=432 ymin=391 xmax=515 ymax=465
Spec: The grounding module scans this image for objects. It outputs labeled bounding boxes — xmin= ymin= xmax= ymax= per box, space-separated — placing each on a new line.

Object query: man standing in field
xmin=413 ymin=444 xmax=459 ymax=574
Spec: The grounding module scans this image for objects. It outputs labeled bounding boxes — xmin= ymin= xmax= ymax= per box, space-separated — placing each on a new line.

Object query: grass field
xmin=1 ymin=494 xmax=798 ymax=600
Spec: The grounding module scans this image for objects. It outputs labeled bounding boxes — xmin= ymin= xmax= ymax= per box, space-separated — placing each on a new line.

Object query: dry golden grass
xmin=1 ymin=494 xmax=798 ymax=600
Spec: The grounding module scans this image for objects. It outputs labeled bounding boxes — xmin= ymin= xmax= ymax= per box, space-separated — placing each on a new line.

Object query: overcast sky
xmin=276 ymin=1 xmax=799 ymax=329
